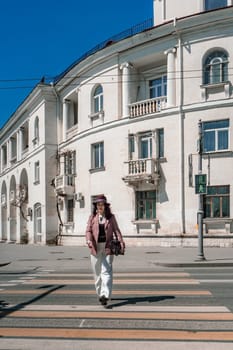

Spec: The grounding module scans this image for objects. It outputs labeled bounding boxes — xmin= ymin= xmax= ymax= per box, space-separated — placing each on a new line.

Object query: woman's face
xmin=97 ymin=202 xmax=105 ymax=215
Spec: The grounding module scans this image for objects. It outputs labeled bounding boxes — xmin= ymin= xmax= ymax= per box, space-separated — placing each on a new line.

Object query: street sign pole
xmin=197 ymin=120 xmax=206 ymax=261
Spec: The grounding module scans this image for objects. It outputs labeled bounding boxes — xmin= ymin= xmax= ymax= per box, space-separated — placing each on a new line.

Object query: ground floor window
xmin=67 ymin=199 xmax=74 ymax=222
xmin=204 ymin=185 xmax=230 ymax=218
xmin=34 ymin=203 xmax=42 ymax=234
xmin=136 ymin=191 xmax=156 ymax=220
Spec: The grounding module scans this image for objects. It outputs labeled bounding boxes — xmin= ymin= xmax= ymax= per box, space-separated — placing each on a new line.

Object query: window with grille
xmin=204 ymin=185 xmax=230 ymax=218
xmin=136 ymin=191 xmax=156 ymax=220
xmin=67 ymin=199 xmax=74 ymax=222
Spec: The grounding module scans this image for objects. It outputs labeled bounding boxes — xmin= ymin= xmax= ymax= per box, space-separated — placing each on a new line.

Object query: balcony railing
xmin=129 ymin=96 xmax=167 ymax=118
xmin=55 ymin=175 xmax=75 ymax=196
xmin=123 ymin=158 xmax=160 ymax=186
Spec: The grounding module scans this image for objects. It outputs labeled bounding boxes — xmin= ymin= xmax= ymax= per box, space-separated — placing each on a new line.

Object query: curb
xmin=155 ymin=262 xmax=233 ymax=268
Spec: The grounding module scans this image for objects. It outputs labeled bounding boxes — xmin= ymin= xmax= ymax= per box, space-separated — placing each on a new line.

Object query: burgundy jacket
xmin=85 ymin=214 xmax=125 ymax=256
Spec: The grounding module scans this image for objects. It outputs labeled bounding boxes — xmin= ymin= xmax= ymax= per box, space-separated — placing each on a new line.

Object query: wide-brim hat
xmin=93 ymin=194 xmax=109 ymax=204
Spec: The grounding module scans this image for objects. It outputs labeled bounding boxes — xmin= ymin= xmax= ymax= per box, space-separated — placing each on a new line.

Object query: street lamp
xmin=196 ymin=119 xmax=206 ymax=261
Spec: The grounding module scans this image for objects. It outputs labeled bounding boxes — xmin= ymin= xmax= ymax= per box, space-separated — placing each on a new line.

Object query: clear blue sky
xmin=0 ymin=0 xmax=152 ymax=129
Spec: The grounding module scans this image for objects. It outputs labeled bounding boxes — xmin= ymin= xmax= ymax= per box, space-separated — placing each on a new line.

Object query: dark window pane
xmin=203 ymin=130 xmax=215 ymax=152
xmin=222 ymin=197 xmax=230 ymax=217
xmin=159 ymin=129 xmax=164 ymax=158
xmin=218 ymin=129 xmax=228 ymax=150
xmin=205 ymin=0 xmax=227 ymax=10
xmin=203 ymin=119 xmax=229 ymax=130
xmin=212 ymin=197 xmax=220 ymax=217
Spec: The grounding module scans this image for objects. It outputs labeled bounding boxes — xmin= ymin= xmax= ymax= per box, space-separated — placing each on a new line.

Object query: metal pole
xmin=197 ymin=119 xmax=206 ymax=261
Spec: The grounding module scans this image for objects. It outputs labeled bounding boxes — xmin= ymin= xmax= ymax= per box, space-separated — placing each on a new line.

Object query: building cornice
xmin=0 ymin=84 xmax=55 ymax=139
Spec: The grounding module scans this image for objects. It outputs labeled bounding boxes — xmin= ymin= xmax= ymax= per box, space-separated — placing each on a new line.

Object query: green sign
xmin=195 ymin=174 xmax=207 ymax=194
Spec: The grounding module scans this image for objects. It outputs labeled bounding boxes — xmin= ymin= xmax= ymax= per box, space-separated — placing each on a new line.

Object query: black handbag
xmin=110 ymin=233 xmax=124 ymax=256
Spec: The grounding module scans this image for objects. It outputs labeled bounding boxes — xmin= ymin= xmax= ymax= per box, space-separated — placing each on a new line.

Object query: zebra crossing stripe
xmin=1 ymin=328 xmax=233 ymax=341
xmin=0 ymin=289 xmax=211 ymax=296
xmin=3 ymin=310 xmax=233 ymax=321
xmin=23 ymin=278 xmax=200 ymax=285
xmin=35 ymin=272 xmax=191 ymax=277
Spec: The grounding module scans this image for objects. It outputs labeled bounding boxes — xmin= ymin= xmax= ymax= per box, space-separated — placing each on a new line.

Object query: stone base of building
xmin=60 ymin=234 xmax=233 ymax=248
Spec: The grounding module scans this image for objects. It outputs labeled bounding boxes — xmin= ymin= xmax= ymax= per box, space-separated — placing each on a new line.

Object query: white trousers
xmin=90 ymin=242 xmax=114 ymax=299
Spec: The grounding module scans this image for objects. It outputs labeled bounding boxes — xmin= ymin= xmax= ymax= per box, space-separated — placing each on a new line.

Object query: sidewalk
xmin=0 ymin=243 xmax=233 ymax=270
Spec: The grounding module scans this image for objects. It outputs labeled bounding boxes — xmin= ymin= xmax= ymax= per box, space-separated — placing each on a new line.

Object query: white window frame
xmin=203 ymin=120 xmax=230 ymax=153
xmin=34 ymin=203 xmax=42 ymax=235
xmin=64 ymin=151 xmax=76 ymax=175
xmin=93 ymin=85 xmax=103 ymax=113
xmin=139 ymin=133 xmax=152 ymax=159
xmin=34 ymin=161 xmax=40 ymax=184
xmin=203 ymin=51 xmax=228 ymax=85
xmin=33 ymin=116 xmax=39 ymax=145
xmin=149 ymin=75 xmax=167 ymax=99
xmin=91 ymin=142 xmax=104 ymax=170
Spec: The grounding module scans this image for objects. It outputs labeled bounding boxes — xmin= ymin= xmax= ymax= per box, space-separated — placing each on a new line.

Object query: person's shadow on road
xmin=107 ymin=295 xmax=175 ymax=308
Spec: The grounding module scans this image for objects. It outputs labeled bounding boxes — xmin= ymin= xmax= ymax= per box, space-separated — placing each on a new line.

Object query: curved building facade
xmin=1 ymin=0 xmax=233 ymax=246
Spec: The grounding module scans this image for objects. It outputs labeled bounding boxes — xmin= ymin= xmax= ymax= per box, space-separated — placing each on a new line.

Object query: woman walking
xmin=85 ymin=194 xmax=125 ymax=306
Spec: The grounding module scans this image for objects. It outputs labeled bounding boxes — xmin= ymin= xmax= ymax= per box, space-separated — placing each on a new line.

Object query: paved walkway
xmin=0 ymin=244 xmax=233 ymax=270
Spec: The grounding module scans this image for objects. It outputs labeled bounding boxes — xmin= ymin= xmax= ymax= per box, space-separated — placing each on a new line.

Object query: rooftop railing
xmin=54 ymin=18 xmax=153 ymax=83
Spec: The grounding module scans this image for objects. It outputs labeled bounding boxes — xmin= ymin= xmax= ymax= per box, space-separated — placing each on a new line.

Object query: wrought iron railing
xmin=55 ymin=18 xmax=153 ymax=83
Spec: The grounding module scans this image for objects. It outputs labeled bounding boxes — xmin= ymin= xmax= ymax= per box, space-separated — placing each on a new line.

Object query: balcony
xmin=55 ymin=175 xmax=75 ymax=196
xmin=129 ymin=96 xmax=167 ymax=118
xmin=123 ymin=158 xmax=160 ymax=186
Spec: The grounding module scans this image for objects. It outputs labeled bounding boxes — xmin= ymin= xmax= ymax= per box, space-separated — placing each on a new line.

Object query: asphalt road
xmin=0 ymin=245 xmax=233 ymax=349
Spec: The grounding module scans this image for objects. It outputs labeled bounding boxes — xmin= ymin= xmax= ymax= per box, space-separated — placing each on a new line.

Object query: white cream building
xmin=1 ymin=0 xmax=233 ymax=246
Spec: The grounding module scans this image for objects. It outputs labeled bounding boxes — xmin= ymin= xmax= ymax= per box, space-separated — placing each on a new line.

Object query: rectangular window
xmin=34 ymin=204 xmax=42 ymax=234
xmin=67 ymin=199 xmax=74 ymax=222
xmin=158 ymin=128 xmax=164 ymax=158
xmin=64 ymin=151 xmax=76 ymax=175
xmin=140 ymin=132 xmax=152 ymax=159
xmin=2 ymin=145 xmax=7 ymax=168
xmin=204 ymin=185 xmax=230 ymax=218
xmin=203 ymin=119 xmax=229 ymax=152
xmin=136 ymin=191 xmax=156 ymax=220
xmin=11 ymin=137 xmax=17 ymax=161
xmin=149 ymin=76 xmax=167 ymax=99
xmin=34 ymin=161 xmax=40 ymax=184
xmin=128 ymin=134 xmax=135 ymax=160
xmin=91 ymin=142 xmax=104 ymax=169
xmin=205 ymin=0 xmax=227 ymax=11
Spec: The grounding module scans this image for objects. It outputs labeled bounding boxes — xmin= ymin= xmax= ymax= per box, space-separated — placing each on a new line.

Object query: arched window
xmin=34 ymin=203 xmax=42 ymax=235
xmin=203 ymin=51 xmax=228 ymax=84
xmin=33 ymin=116 xmax=39 ymax=145
xmin=93 ymin=85 xmax=103 ymax=113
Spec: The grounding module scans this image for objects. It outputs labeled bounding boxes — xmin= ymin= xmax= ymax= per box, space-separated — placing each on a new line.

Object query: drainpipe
xmin=50 ymin=83 xmax=63 ymax=244
xmin=174 ymin=18 xmax=186 ymax=235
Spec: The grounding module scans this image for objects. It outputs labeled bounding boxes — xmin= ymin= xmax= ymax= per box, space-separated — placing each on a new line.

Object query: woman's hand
xmin=120 ymin=241 xmax=125 ymax=255
xmin=86 ymin=240 xmax=93 ymax=249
